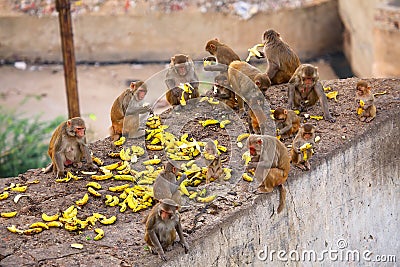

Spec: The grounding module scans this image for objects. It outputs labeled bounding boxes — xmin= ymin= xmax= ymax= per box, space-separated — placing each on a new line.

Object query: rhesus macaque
xmin=110 ymin=81 xmax=151 ymax=141
xmin=204 ymin=38 xmax=240 ymax=72
xmin=44 ymin=117 xmax=97 ymax=178
xmin=144 ymin=198 xmax=189 ymax=261
xmin=165 ymin=54 xmax=199 ymax=106
xmin=213 ymin=73 xmax=237 ymax=110
xmin=290 ymin=124 xmax=316 ymax=171
xmin=228 ymin=60 xmax=271 ymax=113
xmin=153 ymin=162 xmax=186 ymax=205
xmin=204 ymin=139 xmax=223 ymax=184
xmin=273 ymin=107 xmax=300 ymax=138
xmin=247 ymin=95 xmax=269 ymax=135
xmin=288 ymin=64 xmax=336 ymax=123
xmin=247 ymin=135 xmax=290 ymax=213
xmin=355 ymin=81 xmax=376 ymax=123
xmin=261 ymin=29 xmax=300 ymax=85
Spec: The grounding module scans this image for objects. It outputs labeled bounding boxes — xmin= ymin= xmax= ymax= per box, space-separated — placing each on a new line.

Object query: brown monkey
xmin=204 ymin=139 xmax=223 ymax=184
xmin=247 ymin=135 xmax=290 ymax=213
xmin=355 ymin=81 xmax=376 ymax=123
xmin=165 ymin=54 xmax=199 ymax=106
xmin=144 ymin=198 xmax=189 ymax=261
xmin=153 ymin=162 xmax=186 ymax=205
xmin=290 ymin=124 xmax=316 ymax=171
xmin=228 ymin=60 xmax=271 ymax=113
xmin=247 ymin=95 xmax=269 ymax=135
xmin=288 ymin=64 xmax=336 ymax=123
xmin=110 ymin=81 xmax=151 ymax=141
xmin=273 ymin=107 xmax=300 ymax=138
xmin=44 ymin=117 xmax=97 ymax=178
xmin=261 ymin=29 xmax=300 ymax=85
xmin=213 ymin=73 xmax=237 ymax=110
xmin=204 ymin=38 xmax=240 ymax=72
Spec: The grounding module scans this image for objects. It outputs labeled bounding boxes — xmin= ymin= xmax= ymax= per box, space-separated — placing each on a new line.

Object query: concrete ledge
xmin=0 ymin=0 xmax=342 ymax=63
xmin=164 ymin=112 xmax=399 ymax=266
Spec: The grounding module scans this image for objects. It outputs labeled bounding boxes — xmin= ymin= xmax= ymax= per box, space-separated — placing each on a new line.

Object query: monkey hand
xmin=324 ymin=115 xmax=336 ymax=123
xmin=158 ymin=250 xmax=167 ymax=261
xmin=172 ymin=87 xmax=182 ymax=97
xmin=86 ymin=162 xmax=99 ymax=171
xmin=181 ymin=241 xmax=189 ymax=253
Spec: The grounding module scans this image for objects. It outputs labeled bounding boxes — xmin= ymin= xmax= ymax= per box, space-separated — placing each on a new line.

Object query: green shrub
xmin=0 ymin=107 xmax=64 ymax=178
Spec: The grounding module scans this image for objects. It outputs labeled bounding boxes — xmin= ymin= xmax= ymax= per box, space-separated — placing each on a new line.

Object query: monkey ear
xmin=255 ymin=81 xmax=261 ymax=87
xmin=67 ymin=120 xmax=72 ymax=127
xmin=284 ymin=109 xmax=288 ymax=115
xmin=214 ymin=37 xmax=219 ymax=41
xmin=130 ymin=82 xmax=136 ymax=89
xmin=171 ymin=56 xmax=175 ymax=62
xmin=210 ymin=44 xmax=216 ymax=50
xmin=257 ymin=138 xmax=263 ymax=145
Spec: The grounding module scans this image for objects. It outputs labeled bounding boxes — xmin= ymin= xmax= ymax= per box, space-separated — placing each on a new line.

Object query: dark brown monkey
xmin=288 ymin=64 xmax=336 ymax=123
xmin=165 ymin=54 xmax=199 ymax=106
xmin=247 ymin=134 xmax=290 ymax=213
xmin=273 ymin=107 xmax=300 ymax=138
xmin=228 ymin=60 xmax=271 ymax=113
xmin=144 ymin=198 xmax=189 ymax=261
xmin=290 ymin=124 xmax=316 ymax=171
xmin=213 ymin=73 xmax=237 ymax=110
xmin=204 ymin=38 xmax=240 ymax=72
xmin=110 ymin=81 xmax=151 ymax=141
xmin=261 ymin=29 xmax=300 ymax=85
xmin=204 ymin=139 xmax=223 ymax=184
xmin=153 ymin=162 xmax=187 ymax=205
xmin=355 ymin=81 xmax=376 ymax=123
xmin=44 ymin=117 xmax=97 ymax=177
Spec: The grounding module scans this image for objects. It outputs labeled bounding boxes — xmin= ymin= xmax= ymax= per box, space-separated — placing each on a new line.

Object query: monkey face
xmin=75 ymin=126 xmax=86 ymax=138
xmin=160 ymin=209 xmax=173 ymax=220
xmin=303 ymin=132 xmax=313 ymax=141
xmin=356 ymin=86 xmax=367 ymax=96
xmin=135 ymin=87 xmax=147 ymax=101
xmin=174 ymin=62 xmax=188 ymax=76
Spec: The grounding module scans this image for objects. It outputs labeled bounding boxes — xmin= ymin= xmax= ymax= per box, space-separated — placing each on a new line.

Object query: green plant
xmin=0 ymin=107 xmax=64 ymax=178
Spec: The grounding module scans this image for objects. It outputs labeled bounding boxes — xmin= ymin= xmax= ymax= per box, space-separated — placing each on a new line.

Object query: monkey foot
xmin=295 ymin=164 xmax=307 ymax=171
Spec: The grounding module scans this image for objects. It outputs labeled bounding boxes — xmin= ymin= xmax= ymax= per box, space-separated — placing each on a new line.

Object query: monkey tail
xmin=277 ymin=184 xmax=286 ymax=213
xmin=43 ymin=163 xmax=53 ymax=173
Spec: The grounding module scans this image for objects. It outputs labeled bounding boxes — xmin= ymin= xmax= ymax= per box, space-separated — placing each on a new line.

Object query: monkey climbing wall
xmin=164 ymin=112 xmax=399 ymax=266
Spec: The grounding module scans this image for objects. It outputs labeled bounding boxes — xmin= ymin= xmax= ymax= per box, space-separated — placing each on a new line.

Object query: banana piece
xmin=237 ymin=133 xmax=250 ymax=142
xmin=99 ymin=215 xmax=117 ymax=225
xmin=108 ymin=196 xmax=120 ymax=207
xmin=223 ymin=168 xmax=232 ymax=180
xmin=199 ymin=119 xmax=219 ymax=127
xmin=88 ymin=187 xmax=101 ymax=197
xmin=1 ymin=211 xmax=18 ymax=218
xmin=325 ymin=91 xmax=338 ymax=101
xmin=113 ymin=136 xmax=126 ymax=146
xmin=24 ymin=228 xmax=43 ymax=235
xmin=219 ymin=120 xmax=231 ymax=128
xmin=75 ymin=193 xmax=89 ymax=206
xmin=309 ymin=115 xmax=323 ymax=120
xmin=207 ymin=98 xmax=220 ymax=105
xmin=114 ymin=174 xmax=135 ymax=181
xmin=242 ymin=173 xmax=254 ymax=182
xmin=197 ymin=195 xmax=216 ymax=203
xmin=92 ymin=156 xmax=104 ymax=166
xmin=47 ymin=221 xmax=63 ymax=228
xmin=91 ymin=173 xmax=113 ymax=181
xmin=42 ymin=212 xmax=60 ymax=222
xmin=242 ymin=151 xmax=252 ymax=165
xmin=109 ymin=184 xmax=130 ymax=192
xmin=71 ymin=243 xmax=84 ymax=249
xmin=179 ymin=181 xmax=190 ymax=196
xmin=0 ymin=191 xmax=10 ymax=200
xmin=142 ymin=158 xmax=161 ymax=165
xmin=86 ymin=182 xmax=102 ymax=189
xmin=146 ymin=145 xmax=164 ymax=151
xmin=180 ymin=91 xmax=186 ymax=106
xmin=103 ymin=162 xmax=123 ymax=171
xmin=7 ymin=225 xmax=24 ymax=234
xmin=245 ymin=43 xmax=264 ymax=62
xmin=11 ymin=186 xmax=28 ymax=192
xmin=29 ymin=222 xmax=49 ymax=230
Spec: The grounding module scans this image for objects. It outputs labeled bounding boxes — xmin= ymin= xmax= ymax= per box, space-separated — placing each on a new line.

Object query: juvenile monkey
xmin=204 ymin=139 xmax=223 ymax=184
xmin=110 ymin=81 xmax=151 ymax=141
xmin=288 ymin=64 xmax=336 ymax=123
xmin=213 ymin=73 xmax=237 ymax=110
xmin=165 ymin=54 xmax=199 ymax=106
xmin=144 ymin=198 xmax=189 ymax=261
xmin=247 ymin=134 xmax=290 ymax=213
xmin=228 ymin=60 xmax=271 ymax=113
xmin=355 ymin=81 xmax=376 ymax=123
xmin=261 ymin=29 xmax=300 ymax=85
xmin=273 ymin=107 xmax=300 ymax=138
xmin=153 ymin=162 xmax=187 ymax=205
xmin=44 ymin=117 xmax=97 ymax=178
xmin=290 ymin=124 xmax=316 ymax=171
xmin=247 ymin=95 xmax=269 ymax=135
xmin=204 ymin=38 xmax=240 ymax=72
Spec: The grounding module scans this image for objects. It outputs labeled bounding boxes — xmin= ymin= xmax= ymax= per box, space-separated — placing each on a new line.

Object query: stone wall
xmin=0 ymin=0 xmax=342 ymax=63
xmin=164 ymin=113 xmax=399 ymax=266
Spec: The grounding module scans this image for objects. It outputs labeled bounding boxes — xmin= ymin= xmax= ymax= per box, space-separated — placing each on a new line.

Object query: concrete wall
xmin=0 ymin=0 xmax=342 ymax=63
xmin=339 ymin=0 xmax=400 ymax=77
xmin=164 ymin=113 xmax=399 ymax=266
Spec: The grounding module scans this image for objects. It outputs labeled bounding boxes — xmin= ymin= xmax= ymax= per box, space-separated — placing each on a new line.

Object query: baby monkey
xmin=290 ymin=124 xmax=316 ymax=171
xmin=204 ymin=139 xmax=223 ymax=184
xmin=355 ymin=80 xmax=376 ymax=123
xmin=273 ymin=107 xmax=300 ymax=139
xmin=144 ymin=198 xmax=189 ymax=261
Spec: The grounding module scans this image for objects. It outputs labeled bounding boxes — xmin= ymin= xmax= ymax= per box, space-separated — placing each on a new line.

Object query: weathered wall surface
xmin=164 ymin=114 xmax=399 ymax=266
xmin=0 ymin=0 xmax=342 ymax=63
xmin=339 ymin=0 xmax=400 ymax=77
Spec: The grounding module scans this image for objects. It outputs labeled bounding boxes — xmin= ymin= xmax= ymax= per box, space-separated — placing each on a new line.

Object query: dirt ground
xmin=0 ymin=75 xmax=399 ymax=266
